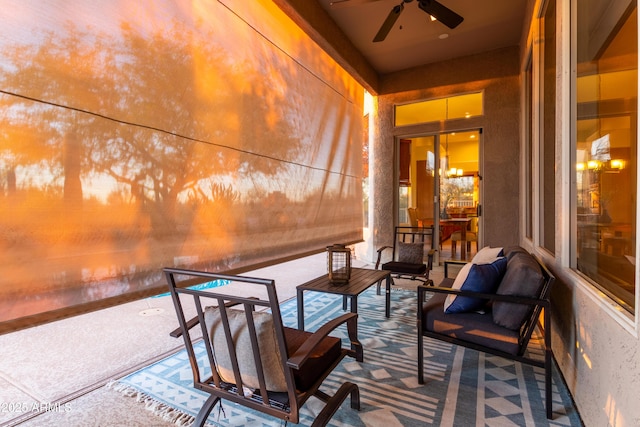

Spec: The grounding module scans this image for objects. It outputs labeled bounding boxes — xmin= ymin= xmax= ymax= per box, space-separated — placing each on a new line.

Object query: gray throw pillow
xmin=398 ymin=241 xmax=424 ymax=264
xmin=204 ymin=307 xmax=287 ymax=391
xmin=492 ymin=253 xmax=545 ymax=330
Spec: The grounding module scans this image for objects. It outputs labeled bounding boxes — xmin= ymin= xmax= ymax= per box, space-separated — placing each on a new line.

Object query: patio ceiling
xmin=276 ymin=0 xmax=527 ymax=93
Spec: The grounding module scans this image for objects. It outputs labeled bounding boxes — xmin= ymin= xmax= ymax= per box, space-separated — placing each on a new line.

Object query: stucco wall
xmin=535 ymin=253 xmax=640 ymax=426
xmin=367 ymin=47 xmax=521 ymax=261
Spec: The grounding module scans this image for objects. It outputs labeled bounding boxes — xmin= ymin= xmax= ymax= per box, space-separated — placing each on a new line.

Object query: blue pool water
xmin=153 ymin=279 xmax=230 ymax=298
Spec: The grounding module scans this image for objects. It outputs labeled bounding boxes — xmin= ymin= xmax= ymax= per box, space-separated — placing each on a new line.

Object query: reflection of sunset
xmin=0 ymin=0 xmax=364 ymax=327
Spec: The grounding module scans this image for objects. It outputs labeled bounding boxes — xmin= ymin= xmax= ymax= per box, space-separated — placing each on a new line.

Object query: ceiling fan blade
xmin=373 ymin=2 xmax=404 ymax=42
xmin=418 ymin=0 xmax=463 ymax=29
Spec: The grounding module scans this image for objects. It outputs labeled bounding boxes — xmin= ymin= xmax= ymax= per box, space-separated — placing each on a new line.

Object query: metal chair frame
xmin=417 ymin=255 xmax=556 ymax=419
xmin=375 ymin=226 xmax=436 ymax=286
xmin=164 ymin=268 xmax=361 ymax=426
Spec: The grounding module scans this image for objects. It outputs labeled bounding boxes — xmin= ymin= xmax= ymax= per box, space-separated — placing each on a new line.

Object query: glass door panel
xmin=439 ymin=131 xmax=481 ymax=260
xmin=397 ymin=130 xmax=481 ymax=261
xmin=398 ymin=136 xmax=435 ymax=227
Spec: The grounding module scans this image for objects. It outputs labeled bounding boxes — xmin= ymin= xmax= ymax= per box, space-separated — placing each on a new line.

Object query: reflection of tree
xmin=440 ymin=176 xmax=473 ymax=217
xmin=0 ymin=27 xmax=115 ymax=207
xmin=0 ymin=109 xmax=56 ymax=197
xmin=0 ymin=6 xmax=362 ymax=323
xmin=63 ymin=129 xmax=83 ymax=209
xmin=1 ymin=21 xmax=303 ymax=236
xmin=0 ymin=28 xmax=112 ymax=206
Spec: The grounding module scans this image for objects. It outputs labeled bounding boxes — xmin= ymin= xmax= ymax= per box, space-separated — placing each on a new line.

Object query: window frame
xmin=540 ymin=0 xmax=557 ymax=255
xmin=570 ymin=0 xmax=639 ymax=318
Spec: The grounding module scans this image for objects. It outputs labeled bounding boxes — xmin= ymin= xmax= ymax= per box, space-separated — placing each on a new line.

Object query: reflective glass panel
xmin=395 ymin=92 xmax=482 ymax=126
xmin=575 ymin=1 xmax=637 ymax=311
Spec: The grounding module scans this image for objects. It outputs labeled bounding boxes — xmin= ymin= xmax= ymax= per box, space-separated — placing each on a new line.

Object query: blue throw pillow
xmin=444 ymin=257 xmax=508 ymax=314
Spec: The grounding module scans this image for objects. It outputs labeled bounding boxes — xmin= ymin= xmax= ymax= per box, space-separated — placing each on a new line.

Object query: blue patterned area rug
xmin=110 ymin=288 xmax=582 ymax=426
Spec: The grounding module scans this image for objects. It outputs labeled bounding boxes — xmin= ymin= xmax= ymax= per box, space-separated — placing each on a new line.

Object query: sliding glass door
xmin=398 ymin=130 xmax=481 ymax=261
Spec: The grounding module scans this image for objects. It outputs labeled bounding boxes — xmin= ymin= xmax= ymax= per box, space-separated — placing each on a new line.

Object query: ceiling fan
xmin=372 ymin=0 xmax=464 ymax=42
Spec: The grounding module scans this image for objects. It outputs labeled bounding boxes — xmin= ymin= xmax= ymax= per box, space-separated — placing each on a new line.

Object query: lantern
xmin=327 ymin=244 xmax=351 ymax=284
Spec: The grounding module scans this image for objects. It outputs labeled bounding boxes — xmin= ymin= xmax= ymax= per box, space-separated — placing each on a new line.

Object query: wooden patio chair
xmin=164 ymin=268 xmax=361 ymax=427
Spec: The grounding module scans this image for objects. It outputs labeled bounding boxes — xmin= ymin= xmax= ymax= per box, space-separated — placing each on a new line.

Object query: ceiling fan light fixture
xmin=418 ymin=0 xmax=464 ymax=29
xmin=373 ymin=0 xmax=463 ymax=42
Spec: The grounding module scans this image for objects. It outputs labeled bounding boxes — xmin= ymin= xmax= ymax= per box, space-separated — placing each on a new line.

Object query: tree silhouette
xmin=0 ymin=25 xmax=116 ymax=209
xmin=1 ymin=19 xmax=306 ymax=235
xmin=0 ymin=4 xmax=363 ymax=325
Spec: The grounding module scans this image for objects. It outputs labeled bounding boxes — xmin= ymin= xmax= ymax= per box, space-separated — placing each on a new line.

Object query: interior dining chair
xmin=164 ymin=267 xmax=361 ymax=427
xmin=408 ymin=207 xmax=446 ymax=251
xmin=451 ymin=216 xmax=479 ymax=255
xmin=407 ymin=207 xmax=420 ymax=227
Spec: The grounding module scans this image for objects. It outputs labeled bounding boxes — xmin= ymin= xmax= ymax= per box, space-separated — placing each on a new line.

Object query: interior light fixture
xmin=610 ymin=159 xmax=625 ymax=170
xmin=446 ymin=167 xmax=463 ymax=177
xmin=576 ymin=162 xmax=585 ymax=171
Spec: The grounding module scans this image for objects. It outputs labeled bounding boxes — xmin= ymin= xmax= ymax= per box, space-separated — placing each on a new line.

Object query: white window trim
xmin=564 ymin=0 xmax=640 ymax=331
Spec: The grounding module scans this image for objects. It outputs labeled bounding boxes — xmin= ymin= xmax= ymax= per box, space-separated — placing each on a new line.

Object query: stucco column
xmin=356 ymin=96 xmax=396 ymax=265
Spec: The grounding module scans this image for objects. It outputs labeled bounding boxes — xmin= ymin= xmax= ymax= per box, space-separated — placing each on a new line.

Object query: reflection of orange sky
xmin=2 ymin=1 xmax=197 ymax=44
xmin=1 ymin=0 xmax=363 ymax=164
xmin=0 ymin=0 xmax=364 ymax=326
xmin=2 ymin=0 xmax=361 ymax=101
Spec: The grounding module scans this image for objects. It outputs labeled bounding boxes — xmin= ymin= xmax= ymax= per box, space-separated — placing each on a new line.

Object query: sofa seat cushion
xmin=492 ymin=250 xmax=545 ymax=330
xmin=422 ymin=292 xmax=520 ymax=355
xmin=382 ymin=261 xmax=427 ymax=275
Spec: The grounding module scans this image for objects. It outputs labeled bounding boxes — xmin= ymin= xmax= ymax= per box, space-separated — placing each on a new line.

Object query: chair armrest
xmin=417 ymin=284 xmax=549 ymax=308
xmin=426 ymin=249 xmax=436 ymax=271
xmin=287 ymin=312 xmax=358 ymax=369
xmin=443 ymin=260 xmax=467 ymax=278
xmin=374 ymin=246 xmax=393 ymax=269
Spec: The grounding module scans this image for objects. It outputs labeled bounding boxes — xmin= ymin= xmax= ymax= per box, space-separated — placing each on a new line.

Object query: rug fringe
xmin=107 ymin=380 xmax=201 ymax=427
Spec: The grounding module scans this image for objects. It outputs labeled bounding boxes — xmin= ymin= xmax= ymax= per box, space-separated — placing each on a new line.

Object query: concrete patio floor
xmin=2 ymin=252 xmax=440 ymax=426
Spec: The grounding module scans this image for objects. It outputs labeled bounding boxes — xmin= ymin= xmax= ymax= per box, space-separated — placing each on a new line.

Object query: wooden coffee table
xmin=296 ymin=267 xmax=392 ymax=332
